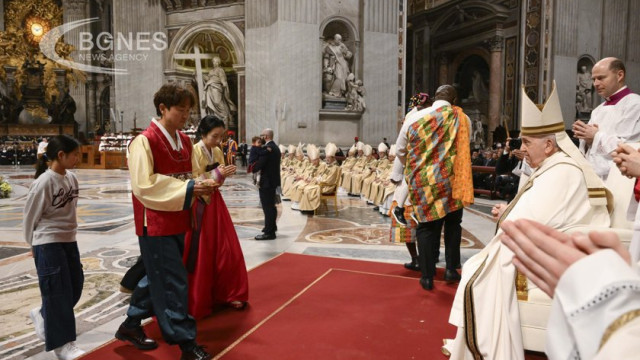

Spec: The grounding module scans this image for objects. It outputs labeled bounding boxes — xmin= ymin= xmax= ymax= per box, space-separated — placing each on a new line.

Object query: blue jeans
xmin=33 ymin=242 xmax=84 ymax=351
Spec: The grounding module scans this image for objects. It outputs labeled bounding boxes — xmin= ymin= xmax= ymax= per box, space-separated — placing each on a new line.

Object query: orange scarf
xmin=451 ymin=106 xmax=474 ymax=206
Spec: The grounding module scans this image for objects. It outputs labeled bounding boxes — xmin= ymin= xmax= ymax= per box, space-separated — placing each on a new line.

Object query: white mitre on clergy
xmin=378 ymin=142 xmax=388 ymax=154
xmin=520 ymin=81 xmax=611 ymax=209
xmin=296 ymin=142 xmax=304 ymax=157
xmin=363 ymin=144 xmax=373 ymax=156
xmin=325 ymin=143 xmax=338 ymax=157
xmin=288 ymin=144 xmax=296 ymax=154
xmin=306 ymin=144 xmax=319 ymax=160
xmin=389 ymin=144 xmax=397 ymax=156
xmin=279 ymin=144 xmax=286 ymax=153
xmin=356 ymin=141 xmax=364 ymax=151
xmin=348 ymin=145 xmax=357 ymax=155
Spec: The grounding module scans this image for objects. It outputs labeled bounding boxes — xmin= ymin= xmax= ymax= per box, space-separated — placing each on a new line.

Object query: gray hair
xmin=262 ymin=128 xmax=274 ymax=140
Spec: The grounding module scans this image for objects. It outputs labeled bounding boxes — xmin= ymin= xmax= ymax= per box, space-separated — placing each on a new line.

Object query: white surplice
xmin=547 ymin=249 xmax=640 ymax=360
xmin=579 ymin=87 xmax=640 ymax=179
xmin=446 ymin=152 xmax=611 ymax=360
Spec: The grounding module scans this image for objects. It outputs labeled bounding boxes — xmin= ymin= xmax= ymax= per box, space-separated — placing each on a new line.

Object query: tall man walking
xmin=253 ymin=128 xmax=281 ymax=240
xmin=393 ymin=85 xmax=474 ymax=290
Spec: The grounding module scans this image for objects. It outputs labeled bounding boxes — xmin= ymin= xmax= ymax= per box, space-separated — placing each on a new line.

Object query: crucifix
xmin=172 ymin=45 xmax=216 ymax=119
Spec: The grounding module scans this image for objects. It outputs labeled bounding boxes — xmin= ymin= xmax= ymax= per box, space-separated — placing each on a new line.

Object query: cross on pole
xmin=173 ymin=46 xmax=217 ymax=119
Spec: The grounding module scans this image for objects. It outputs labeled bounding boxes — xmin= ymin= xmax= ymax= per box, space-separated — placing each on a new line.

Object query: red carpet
xmin=83 ymin=253 xmax=546 ymax=359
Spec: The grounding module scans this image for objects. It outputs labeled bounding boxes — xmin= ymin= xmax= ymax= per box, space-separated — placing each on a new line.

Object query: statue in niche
xmin=472 ymin=116 xmax=485 ymax=149
xmin=576 ymin=65 xmax=593 ymax=113
xmin=322 ymin=34 xmax=353 ymax=98
xmin=344 ymin=73 xmax=366 ymax=112
xmin=202 ymin=56 xmax=236 ymax=126
xmin=56 ymin=91 xmax=77 ymax=124
xmin=469 ymin=70 xmax=489 ymax=102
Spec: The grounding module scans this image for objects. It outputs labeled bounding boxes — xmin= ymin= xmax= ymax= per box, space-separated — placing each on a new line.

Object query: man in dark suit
xmin=252 ymin=128 xmax=281 ymax=240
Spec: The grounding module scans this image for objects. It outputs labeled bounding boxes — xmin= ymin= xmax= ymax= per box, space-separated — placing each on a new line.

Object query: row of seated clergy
xmin=366 ymin=145 xmax=399 ymax=215
xmin=279 ymin=144 xmax=299 ymax=182
xmin=290 ymin=143 xmax=341 ymax=211
xmin=338 ymin=145 xmax=358 ymax=188
xmin=280 ymin=143 xmax=309 ymax=197
xmin=283 ymin=144 xmax=327 ymax=200
xmin=358 ymin=143 xmax=391 ymax=198
xmin=341 ymin=142 xmax=377 ymax=193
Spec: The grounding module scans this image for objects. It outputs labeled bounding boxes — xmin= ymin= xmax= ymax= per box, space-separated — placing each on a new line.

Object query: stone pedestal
xmin=322 ymin=96 xmax=348 ymax=110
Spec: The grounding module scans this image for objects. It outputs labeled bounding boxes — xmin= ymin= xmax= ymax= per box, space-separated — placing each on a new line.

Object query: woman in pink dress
xmin=183 ymin=115 xmax=249 ymax=319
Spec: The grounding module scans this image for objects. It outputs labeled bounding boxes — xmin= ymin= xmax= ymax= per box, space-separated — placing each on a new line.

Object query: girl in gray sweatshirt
xmin=24 ymin=135 xmax=86 ymax=360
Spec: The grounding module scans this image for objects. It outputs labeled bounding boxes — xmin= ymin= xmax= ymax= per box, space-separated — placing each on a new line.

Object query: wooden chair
xmin=315 ymin=168 xmax=341 ymax=215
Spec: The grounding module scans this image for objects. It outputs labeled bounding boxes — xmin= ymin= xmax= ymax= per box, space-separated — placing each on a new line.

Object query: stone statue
xmin=576 ymin=65 xmax=593 ymax=112
xmin=58 ymin=91 xmax=76 ymax=124
xmin=202 ymin=56 xmax=236 ymax=125
xmin=322 ymin=34 xmax=353 ymax=98
xmin=473 ymin=117 xmax=485 ymax=148
xmin=470 ymin=70 xmax=488 ymax=102
xmin=344 ymin=74 xmax=366 ymax=112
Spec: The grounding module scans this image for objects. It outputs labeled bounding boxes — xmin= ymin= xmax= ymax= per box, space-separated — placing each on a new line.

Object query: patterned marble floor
xmin=0 ymin=165 xmax=500 ymax=359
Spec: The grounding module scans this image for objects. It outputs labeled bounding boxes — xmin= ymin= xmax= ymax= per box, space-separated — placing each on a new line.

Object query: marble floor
xmin=0 ymin=165 xmax=501 ymax=360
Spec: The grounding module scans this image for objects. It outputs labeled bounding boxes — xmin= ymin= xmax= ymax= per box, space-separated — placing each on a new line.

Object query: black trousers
xmin=126 ymin=234 xmax=196 ymax=345
xmin=259 ymin=186 xmax=278 ymax=235
xmin=415 ymin=209 xmax=463 ymax=279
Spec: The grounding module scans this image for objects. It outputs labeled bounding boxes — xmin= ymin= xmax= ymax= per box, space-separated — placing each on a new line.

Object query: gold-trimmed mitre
xmin=520 ymin=81 xmax=611 ymax=210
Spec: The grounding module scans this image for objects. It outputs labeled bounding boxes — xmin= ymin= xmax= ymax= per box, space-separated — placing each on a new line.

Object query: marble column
xmin=487 ymin=35 xmax=503 ymax=146
xmin=233 ymin=64 xmax=245 ymax=142
xmin=439 ymin=52 xmax=448 ymax=85
xmin=62 ymin=0 xmax=88 ymax=135
xmin=86 ymin=80 xmax=97 ymax=135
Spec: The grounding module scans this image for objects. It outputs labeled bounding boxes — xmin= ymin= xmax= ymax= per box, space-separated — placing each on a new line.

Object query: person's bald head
xmin=592 ymin=57 xmax=626 ymax=98
xmin=434 ymin=85 xmax=458 ymax=104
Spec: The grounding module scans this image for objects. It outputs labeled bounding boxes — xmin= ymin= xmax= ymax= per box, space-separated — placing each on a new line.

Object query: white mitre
xmin=378 ymin=142 xmax=388 ymax=153
xmin=356 ymin=141 xmax=364 ymax=151
xmin=296 ymin=142 xmax=304 ymax=156
xmin=279 ymin=144 xmax=286 ymax=153
xmin=325 ymin=143 xmax=338 ymax=157
xmin=389 ymin=144 xmax=397 ymax=156
xmin=348 ymin=145 xmax=357 ymax=155
xmin=288 ymin=144 xmax=296 ymax=154
xmin=306 ymin=144 xmax=319 ymax=160
xmin=520 ymin=81 xmax=611 ymax=210
xmin=363 ymin=144 xmax=373 ymax=156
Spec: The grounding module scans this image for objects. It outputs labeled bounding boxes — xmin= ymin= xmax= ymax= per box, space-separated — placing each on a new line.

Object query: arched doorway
xmin=167 ymin=21 xmax=245 ymax=137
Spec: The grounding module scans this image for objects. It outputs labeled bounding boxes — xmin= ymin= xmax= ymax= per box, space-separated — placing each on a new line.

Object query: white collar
xmin=152 ymin=118 xmax=182 ymax=151
xmin=431 ymin=99 xmax=451 ymax=109
xmin=197 ymin=140 xmax=214 ymax=164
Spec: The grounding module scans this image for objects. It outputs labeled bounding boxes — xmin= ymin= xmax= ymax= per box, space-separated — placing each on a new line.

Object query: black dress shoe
xmin=181 ymin=345 xmax=212 ymax=360
xmin=444 ymin=269 xmax=461 ymax=283
xmin=255 ymin=233 xmax=276 ymax=240
xmin=403 ymin=257 xmax=420 ymax=271
xmin=373 ymin=206 xmax=379 ymax=211
xmin=393 ymin=206 xmax=408 ymax=226
xmin=419 ymin=277 xmax=434 ymax=290
xmin=115 ymin=324 xmax=158 ymax=350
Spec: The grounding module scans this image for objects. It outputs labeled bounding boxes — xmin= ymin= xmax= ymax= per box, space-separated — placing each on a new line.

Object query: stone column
xmin=233 ymin=64 xmax=246 ymax=142
xmin=62 ymin=0 xmax=88 ymax=135
xmin=438 ymin=52 xmax=448 ymax=85
xmin=487 ymin=35 xmax=503 ymax=146
xmin=86 ymin=80 xmax=97 ymax=135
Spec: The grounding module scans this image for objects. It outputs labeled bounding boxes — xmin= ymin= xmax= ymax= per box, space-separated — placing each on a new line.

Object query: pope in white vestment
xmin=445 ymin=83 xmax=612 ymax=360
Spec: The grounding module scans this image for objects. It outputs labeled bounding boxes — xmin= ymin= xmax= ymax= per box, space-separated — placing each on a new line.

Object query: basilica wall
xmin=245 ymin=0 xmax=399 ymax=147
xmin=551 ymin=0 xmax=640 ymax=127
xmin=112 ymin=0 xmax=165 ymax=133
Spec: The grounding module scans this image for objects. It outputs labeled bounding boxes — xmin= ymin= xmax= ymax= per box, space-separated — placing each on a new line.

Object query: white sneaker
xmin=29 ymin=307 xmax=45 ymax=341
xmin=54 ymin=341 xmax=85 ymax=360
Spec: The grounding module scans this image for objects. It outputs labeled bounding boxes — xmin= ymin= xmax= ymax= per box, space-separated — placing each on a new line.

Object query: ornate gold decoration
xmin=600 ymin=309 xmax=640 ymax=350
xmin=0 ymin=0 xmax=85 ymax=106
xmin=515 ymin=269 xmax=528 ymax=301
